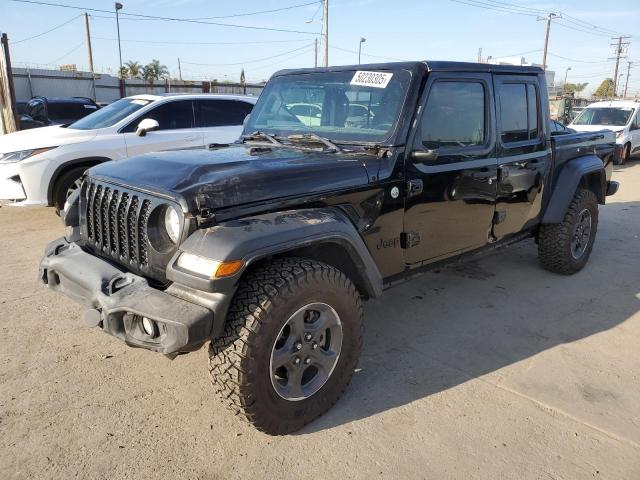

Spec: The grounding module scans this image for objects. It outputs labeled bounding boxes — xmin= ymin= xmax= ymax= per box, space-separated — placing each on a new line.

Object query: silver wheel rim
xmin=66 ymin=178 xmax=82 ymax=199
xmin=269 ymin=302 xmax=343 ymax=402
xmin=571 ymin=208 xmax=592 ymax=260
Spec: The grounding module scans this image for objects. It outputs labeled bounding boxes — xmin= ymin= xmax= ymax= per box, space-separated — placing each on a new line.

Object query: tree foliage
xmin=563 ymin=82 xmax=588 ymax=93
xmin=142 ymin=59 xmax=169 ymax=82
xmin=594 ymin=78 xmax=614 ymax=98
xmin=124 ymin=60 xmax=142 ymax=79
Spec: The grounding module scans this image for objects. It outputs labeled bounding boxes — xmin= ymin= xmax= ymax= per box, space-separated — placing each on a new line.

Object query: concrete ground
xmin=1 ymin=163 xmax=639 ymax=480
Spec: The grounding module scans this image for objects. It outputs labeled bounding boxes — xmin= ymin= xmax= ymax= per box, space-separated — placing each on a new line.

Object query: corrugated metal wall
xmin=12 ymin=68 xmax=263 ymax=104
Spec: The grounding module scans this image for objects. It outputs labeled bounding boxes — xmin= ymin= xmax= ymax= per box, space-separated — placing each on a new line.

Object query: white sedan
xmin=0 ymin=93 xmax=257 ymax=211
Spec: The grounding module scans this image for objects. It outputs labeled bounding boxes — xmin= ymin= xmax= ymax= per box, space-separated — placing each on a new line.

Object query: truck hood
xmin=89 ymin=145 xmax=372 ymax=212
xmin=0 ymin=125 xmax=97 ymax=154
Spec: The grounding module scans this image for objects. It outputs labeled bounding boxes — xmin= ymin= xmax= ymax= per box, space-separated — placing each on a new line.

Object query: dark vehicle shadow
xmin=298 ymin=200 xmax=640 ymax=433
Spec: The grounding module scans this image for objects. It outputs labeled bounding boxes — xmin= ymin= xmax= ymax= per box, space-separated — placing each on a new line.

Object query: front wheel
xmin=538 ymin=188 xmax=598 ymax=275
xmin=209 ymin=257 xmax=363 ymax=435
xmin=52 ymin=166 xmax=87 ymax=214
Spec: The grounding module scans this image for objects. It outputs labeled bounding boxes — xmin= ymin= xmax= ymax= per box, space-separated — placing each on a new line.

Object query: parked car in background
xmin=15 ymin=100 xmax=28 ymax=116
xmin=0 ymin=93 xmax=257 ymax=212
xmin=19 ymin=96 xmax=100 ymax=130
xmin=570 ymin=100 xmax=640 ymax=164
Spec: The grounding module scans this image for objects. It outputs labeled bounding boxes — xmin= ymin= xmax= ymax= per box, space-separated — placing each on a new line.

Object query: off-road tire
xmin=52 ymin=166 xmax=86 ymax=214
xmin=538 ymin=188 xmax=598 ymax=275
xmin=209 ymin=257 xmax=363 ymax=435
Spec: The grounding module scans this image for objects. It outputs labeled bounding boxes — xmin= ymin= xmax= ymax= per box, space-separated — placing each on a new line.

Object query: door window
xmin=417 ymin=81 xmax=486 ymax=151
xmin=498 ymin=82 xmax=539 ymax=143
xmin=631 ymin=110 xmax=640 ymax=130
xmin=197 ymin=100 xmax=253 ymax=127
xmin=122 ymin=100 xmax=194 ymax=132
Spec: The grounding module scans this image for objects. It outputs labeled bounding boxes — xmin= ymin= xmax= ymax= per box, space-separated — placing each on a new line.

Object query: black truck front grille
xmin=84 ymin=181 xmax=151 ymax=267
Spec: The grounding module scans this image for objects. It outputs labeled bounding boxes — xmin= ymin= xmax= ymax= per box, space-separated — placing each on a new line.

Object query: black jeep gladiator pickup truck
xmin=40 ymin=61 xmax=618 ymax=435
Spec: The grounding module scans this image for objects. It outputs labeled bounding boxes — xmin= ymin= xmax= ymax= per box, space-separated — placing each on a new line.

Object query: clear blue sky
xmin=2 ymin=0 xmax=639 ymax=95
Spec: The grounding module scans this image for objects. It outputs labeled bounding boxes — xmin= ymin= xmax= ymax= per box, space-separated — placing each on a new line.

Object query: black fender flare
xmin=542 ymin=155 xmax=605 ymax=224
xmin=167 ymin=207 xmax=384 ymax=299
xmin=47 ymin=156 xmax=112 ymax=206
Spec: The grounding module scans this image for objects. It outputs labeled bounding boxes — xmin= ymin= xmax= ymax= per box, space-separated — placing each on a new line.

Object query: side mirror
xmin=411 ymin=149 xmax=439 ymax=163
xmin=135 ymin=118 xmax=160 ymax=137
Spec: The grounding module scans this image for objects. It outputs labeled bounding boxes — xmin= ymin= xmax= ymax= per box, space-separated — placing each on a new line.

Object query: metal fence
xmin=11 ymin=67 xmax=264 ymax=104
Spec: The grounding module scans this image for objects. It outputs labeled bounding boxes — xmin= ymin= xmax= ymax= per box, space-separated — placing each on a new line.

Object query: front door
xmin=403 ymin=73 xmax=498 ymax=265
xmin=122 ymin=99 xmax=203 ymax=157
xmin=492 ymin=75 xmax=551 ymax=238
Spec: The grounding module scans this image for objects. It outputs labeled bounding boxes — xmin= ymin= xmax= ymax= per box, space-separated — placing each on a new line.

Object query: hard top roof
xmin=274 ymin=60 xmax=544 ymax=77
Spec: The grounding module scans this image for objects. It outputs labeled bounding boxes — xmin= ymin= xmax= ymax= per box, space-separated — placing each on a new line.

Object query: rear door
xmin=122 ymin=99 xmax=202 ymax=156
xmin=194 ymin=99 xmax=254 ymax=146
xmin=403 ymin=72 xmax=498 ymax=264
xmin=629 ymin=108 xmax=640 ymax=156
xmin=493 ymin=75 xmax=551 ymax=238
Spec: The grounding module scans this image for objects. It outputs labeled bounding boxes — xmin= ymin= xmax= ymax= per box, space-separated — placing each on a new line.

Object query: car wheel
xmin=52 ymin=167 xmax=87 ymax=214
xmin=209 ymin=257 xmax=363 ymax=435
xmin=616 ymin=143 xmax=630 ymax=165
xmin=538 ymin=188 xmax=598 ymax=275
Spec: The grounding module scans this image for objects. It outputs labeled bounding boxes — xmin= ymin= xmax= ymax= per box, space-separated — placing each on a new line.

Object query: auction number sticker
xmin=350 ymin=71 xmax=394 ymax=89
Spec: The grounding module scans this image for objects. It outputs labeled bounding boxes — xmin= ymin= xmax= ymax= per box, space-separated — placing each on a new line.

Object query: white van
xmin=570 ymin=100 xmax=640 ymax=164
xmin=0 ymin=94 xmax=257 ymax=211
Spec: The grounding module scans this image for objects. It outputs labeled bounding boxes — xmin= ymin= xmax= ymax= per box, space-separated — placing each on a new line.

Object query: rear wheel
xmin=52 ymin=166 xmax=87 ymax=214
xmin=209 ymin=257 xmax=363 ymax=435
xmin=538 ymin=188 xmax=598 ymax=275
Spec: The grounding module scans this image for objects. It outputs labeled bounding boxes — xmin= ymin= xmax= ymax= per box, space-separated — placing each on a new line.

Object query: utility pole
xmin=624 ymin=61 xmax=633 ymax=99
xmin=477 ymin=47 xmax=482 ymax=63
xmin=0 ymin=33 xmax=20 ymax=132
xmin=322 ymin=0 xmax=328 ymax=67
xmin=539 ymin=12 xmax=559 ymax=70
xmin=178 ymin=57 xmax=182 ymax=81
xmin=84 ymin=13 xmax=96 ymax=101
xmin=610 ymin=35 xmax=631 ymax=97
xmin=314 ymin=38 xmax=318 ymax=68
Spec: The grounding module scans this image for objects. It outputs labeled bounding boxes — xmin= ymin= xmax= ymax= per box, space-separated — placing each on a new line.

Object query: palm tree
xmin=142 ymin=59 xmax=169 ymax=82
xmin=124 ymin=60 xmax=142 ymax=79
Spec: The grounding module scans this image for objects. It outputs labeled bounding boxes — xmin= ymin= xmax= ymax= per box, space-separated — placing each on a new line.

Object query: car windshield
xmin=68 ymin=98 xmax=153 ymax=130
xmin=244 ymin=69 xmax=412 ymax=143
xmin=572 ymin=107 xmax=634 ymax=127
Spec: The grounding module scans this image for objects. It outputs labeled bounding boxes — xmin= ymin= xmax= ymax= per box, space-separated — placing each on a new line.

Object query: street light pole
xmin=115 ymin=2 xmax=123 ymax=78
xmin=564 ymin=66 xmax=571 ymax=85
xmin=358 ymin=37 xmax=366 ymax=65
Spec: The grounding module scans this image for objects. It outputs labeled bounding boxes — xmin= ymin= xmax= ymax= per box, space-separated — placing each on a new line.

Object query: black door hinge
xmin=400 ymin=231 xmax=421 ymax=249
xmin=407 ymin=179 xmax=423 ymax=197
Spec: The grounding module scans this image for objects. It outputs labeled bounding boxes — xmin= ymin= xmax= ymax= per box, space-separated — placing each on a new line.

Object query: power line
xmin=192 ymin=1 xmax=321 ymax=20
xmin=329 ymin=44 xmax=404 ymax=62
xmin=46 ymin=40 xmax=84 ymax=64
xmin=90 ymin=36 xmax=310 ymax=46
xmin=180 ymin=43 xmax=315 ymax=67
xmin=12 ymin=13 xmax=80 ymax=44
xmin=547 ymin=52 xmax=616 ymax=64
xmin=9 ymin=0 xmax=317 ymax=35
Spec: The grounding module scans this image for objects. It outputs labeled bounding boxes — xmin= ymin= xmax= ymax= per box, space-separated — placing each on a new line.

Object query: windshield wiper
xmin=242 ymin=131 xmax=283 ymax=146
xmin=286 ymin=133 xmax=343 ymax=153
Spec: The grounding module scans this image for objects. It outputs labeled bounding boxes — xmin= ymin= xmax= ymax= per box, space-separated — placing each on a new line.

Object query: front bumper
xmin=39 ymin=238 xmax=229 ymax=354
xmin=0 ymin=163 xmax=27 ymax=202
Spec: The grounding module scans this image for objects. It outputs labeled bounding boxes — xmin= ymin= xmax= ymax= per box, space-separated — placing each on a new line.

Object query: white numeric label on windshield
xmin=350 ymin=71 xmax=393 ymax=88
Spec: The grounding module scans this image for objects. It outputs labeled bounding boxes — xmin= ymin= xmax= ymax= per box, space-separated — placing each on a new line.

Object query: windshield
xmin=244 ymin=69 xmax=412 ymax=143
xmin=68 ymin=98 xmax=153 ymax=130
xmin=572 ymin=107 xmax=634 ymax=127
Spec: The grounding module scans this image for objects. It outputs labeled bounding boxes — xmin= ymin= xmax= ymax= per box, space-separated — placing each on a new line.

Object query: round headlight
xmin=164 ymin=206 xmax=181 ymax=244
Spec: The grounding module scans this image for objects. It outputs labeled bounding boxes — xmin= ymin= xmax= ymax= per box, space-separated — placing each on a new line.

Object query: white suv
xmin=570 ymin=100 xmax=640 ymax=164
xmin=0 ymin=93 xmax=257 ymax=211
